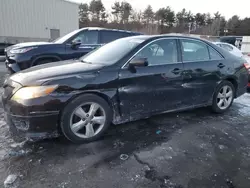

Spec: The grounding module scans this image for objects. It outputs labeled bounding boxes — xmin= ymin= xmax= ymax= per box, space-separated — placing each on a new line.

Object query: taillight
xmin=244 ymin=63 xmax=250 ymax=74
xmin=244 ymin=63 xmax=250 ymax=69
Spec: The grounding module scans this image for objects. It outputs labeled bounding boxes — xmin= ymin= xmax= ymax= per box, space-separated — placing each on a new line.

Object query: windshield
xmin=80 ymin=37 xmax=146 ymax=65
xmin=53 ymin=29 xmax=81 ymax=44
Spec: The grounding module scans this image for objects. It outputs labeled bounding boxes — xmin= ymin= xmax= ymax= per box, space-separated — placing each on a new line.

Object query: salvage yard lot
xmin=0 ymin=65 xmax=250 ymax=187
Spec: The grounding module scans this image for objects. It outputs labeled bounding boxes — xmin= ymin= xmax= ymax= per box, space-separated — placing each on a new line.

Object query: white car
xmin=214 ymin=41 xmax=250 ymax=64
xmin=214 ymin=42 xmax=244 ymax=57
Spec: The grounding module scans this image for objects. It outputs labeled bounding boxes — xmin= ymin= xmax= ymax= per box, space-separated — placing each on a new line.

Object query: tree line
xmin=79 ymin=0 xmax=250 ymax=36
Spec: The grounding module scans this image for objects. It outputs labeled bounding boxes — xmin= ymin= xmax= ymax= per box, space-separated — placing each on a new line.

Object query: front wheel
xmin=212 ymin=81 xmax=235 ymax=113
xmin=60 ymin=94 xmax=112 ymax=144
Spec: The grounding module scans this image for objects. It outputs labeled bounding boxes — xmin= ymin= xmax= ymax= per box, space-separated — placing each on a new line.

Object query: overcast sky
xmin=72 ymin=0 xmax=249 ymax=19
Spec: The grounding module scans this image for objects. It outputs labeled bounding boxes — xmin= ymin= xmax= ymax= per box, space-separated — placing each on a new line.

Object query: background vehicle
xmin=4 ymin=27 xmax=142 ymax=73
xmin=0 ymin=43 xmax=13 ymax=56
xmin=2 ymin=35 xmax=248 ymax=143
xmin=214 ymin=42 xmax=244 ymax=57
xmin=220 ymin=36 xmax=243 ymax=49
xmin=214 ymin=42 xmax=250 ymax=91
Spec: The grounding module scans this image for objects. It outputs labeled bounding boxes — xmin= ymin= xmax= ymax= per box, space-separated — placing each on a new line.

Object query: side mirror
xmin=71 ymin=40 xmax=82 ymax=49
xmin=129 ymin=58 xmax=148 ymax=67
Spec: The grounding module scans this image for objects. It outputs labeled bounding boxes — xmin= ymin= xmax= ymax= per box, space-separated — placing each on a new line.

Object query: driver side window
xmin=134 ymin=39 xmax=178 ymax=66
xmin=71 ymin=31 xmax=98 ymax=45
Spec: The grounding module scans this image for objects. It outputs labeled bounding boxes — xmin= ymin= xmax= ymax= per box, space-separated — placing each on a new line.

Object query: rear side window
xmin=100 ymin=31 xmax=126 ymax=44
xmin=181 ymin=39 xmax=209 ymax=62
xmin=208 ymin=46 xmax=223 ymax=60
xmin=221 ymin=44 xmax=233 ymax=51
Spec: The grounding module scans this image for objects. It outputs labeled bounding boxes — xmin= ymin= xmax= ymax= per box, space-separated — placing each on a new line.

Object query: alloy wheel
xmin=216 ymin=85 xmax=233 ymax=110
xmin=70 ymin=102 xmax=106 ymax=138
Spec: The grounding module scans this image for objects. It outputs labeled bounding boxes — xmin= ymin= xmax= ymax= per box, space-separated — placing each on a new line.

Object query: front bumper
xmin=4 ymin=111 xmax=60 ymax=140
xmin=1 ymin=92 xmax=67 ymax=140
xmin=5 ymin=53 xmax=31 ymax=74
xmin=5 ymin=60 xmax=21 ymax=74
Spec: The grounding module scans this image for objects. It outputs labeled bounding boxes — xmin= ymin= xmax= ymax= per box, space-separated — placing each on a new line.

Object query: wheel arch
xmin=31 ymin=55 xmax=62 ymax=66
xmin=223 ymin=76 xmax=238 ymax=97
xmin=210 ymin=76 xmax=238 ymax=104
xmin=57 ymin=91 xmax=117 ymax=132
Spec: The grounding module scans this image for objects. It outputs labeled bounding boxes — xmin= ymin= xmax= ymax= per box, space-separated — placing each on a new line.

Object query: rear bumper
xmin=247 ymin=83 xmax=250 ymax=92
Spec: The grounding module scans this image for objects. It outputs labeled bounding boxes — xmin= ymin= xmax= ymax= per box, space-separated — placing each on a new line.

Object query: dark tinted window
xmin=100 ymin=31 xmax=126 ymax=43
xmin=134 ymin=39 xmax=178 ymax=65
xmin=208 ymin=46 xmax=223 ymax=60
xmin=71 ymin=31 xmax=98 ymax=44
xmin=181 ymin=39 xmax=209 ymax=62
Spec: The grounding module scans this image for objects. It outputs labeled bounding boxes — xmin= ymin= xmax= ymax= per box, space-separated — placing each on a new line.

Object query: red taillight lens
xmin=244 ymin=63 xmax=250 ymax=69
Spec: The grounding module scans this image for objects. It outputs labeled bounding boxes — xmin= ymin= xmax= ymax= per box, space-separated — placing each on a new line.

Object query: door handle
xmin=218 ymin=63 xmax=225 ymax=68
xmin=171 ymin=68 xmax=181 ymax=74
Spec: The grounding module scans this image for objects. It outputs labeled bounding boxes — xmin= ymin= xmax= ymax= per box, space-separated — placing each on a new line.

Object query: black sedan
xmin=2 ymin=35 xmax=248 ymax=143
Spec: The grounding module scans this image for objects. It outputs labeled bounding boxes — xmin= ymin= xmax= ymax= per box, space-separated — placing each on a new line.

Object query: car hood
xmin=5 ymin=42 xmax=53 ymax=51
xmin=10 ymin=60 xmax=104 ymax=86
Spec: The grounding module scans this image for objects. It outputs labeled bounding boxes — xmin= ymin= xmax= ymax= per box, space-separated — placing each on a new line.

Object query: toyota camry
xmin=2 ymin=35 xmax=248 ymax=143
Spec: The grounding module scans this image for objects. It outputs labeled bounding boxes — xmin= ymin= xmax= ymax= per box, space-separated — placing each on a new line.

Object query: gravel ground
xmin=0 ymin=65 xmax=250 ymax=188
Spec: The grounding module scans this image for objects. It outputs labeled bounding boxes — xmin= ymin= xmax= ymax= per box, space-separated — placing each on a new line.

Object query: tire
xmin=60 ymin=94 xmax=112 ymax=144
xmin=212 ymin=80 xmax=235 ymax=113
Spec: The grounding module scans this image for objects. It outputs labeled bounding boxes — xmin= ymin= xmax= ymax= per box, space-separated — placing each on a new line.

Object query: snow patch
xmin=235 ymin=93 xmax=250 ymax=116
xmin=4 ymin=174 xmax=18 ymax=187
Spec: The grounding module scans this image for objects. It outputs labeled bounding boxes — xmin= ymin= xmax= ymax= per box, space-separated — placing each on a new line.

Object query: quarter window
xmin=71 ymin=31 xmax=98 ymax=45
xmin=208 ymin=46 xmax=223 ymax=60
xmin=221 ymin=44 xmax=233 ymax=51
xmin=181 ymin=39 xmax=209 ymax=62
xmin=134 ymin=39 xmax=178 ymax=66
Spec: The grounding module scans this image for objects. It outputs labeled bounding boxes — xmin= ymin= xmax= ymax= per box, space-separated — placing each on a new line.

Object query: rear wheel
xmin=60 ymin=94 xmax=112 ymax=143
xmin=212 ymin=81 xmax=235 ymax=113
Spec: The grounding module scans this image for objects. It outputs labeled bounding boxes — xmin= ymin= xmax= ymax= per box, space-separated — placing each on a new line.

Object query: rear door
xmin=65 ymin=30 xmax=99 ymax=59
xmin=180 ymin=39 xmax=225 ymax=105
xmin=100 ymin=30 xmax=127 ymax=45
xmin=118 ymin=38 xmax=184 ymax=118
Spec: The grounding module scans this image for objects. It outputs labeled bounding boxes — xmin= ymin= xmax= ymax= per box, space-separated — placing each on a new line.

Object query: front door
xmin=118 ymin=38 xmax=184 ymax=119
xmin=65 ymin=30 xmax=99 ymax=60
xmin=180 ymin=39 xmax=225 ymax=106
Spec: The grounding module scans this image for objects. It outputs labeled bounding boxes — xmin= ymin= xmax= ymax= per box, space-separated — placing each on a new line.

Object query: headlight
xmin=10 ymin=47 xmax=37 ymax=54
xmin=11 ymin=85 xmax=58 ymax=100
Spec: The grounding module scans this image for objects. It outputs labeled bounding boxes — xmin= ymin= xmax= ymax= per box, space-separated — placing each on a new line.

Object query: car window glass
xmin=209 ymin=46 xmax=223 ymax=60
xmin=134 ymin=39 xmax=178 ymax=65
xmin=81 ymin=37 xmax=146 ymax=65
xmin=100 ymin=31 xmax=126 ymax=43
xmin=71 ymin=31 xmax=98 ymax=44
xmin=181 ymin=39 xmax=209 ymax=62
xmin=221 ymin=44 xmax=233 ymax=51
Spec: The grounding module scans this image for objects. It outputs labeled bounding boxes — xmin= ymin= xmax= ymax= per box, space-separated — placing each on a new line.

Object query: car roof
xmin=125 ymin=34 xmax=212 ymax=43
xmin=78 ymin=27 xmax=142 ymax=35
